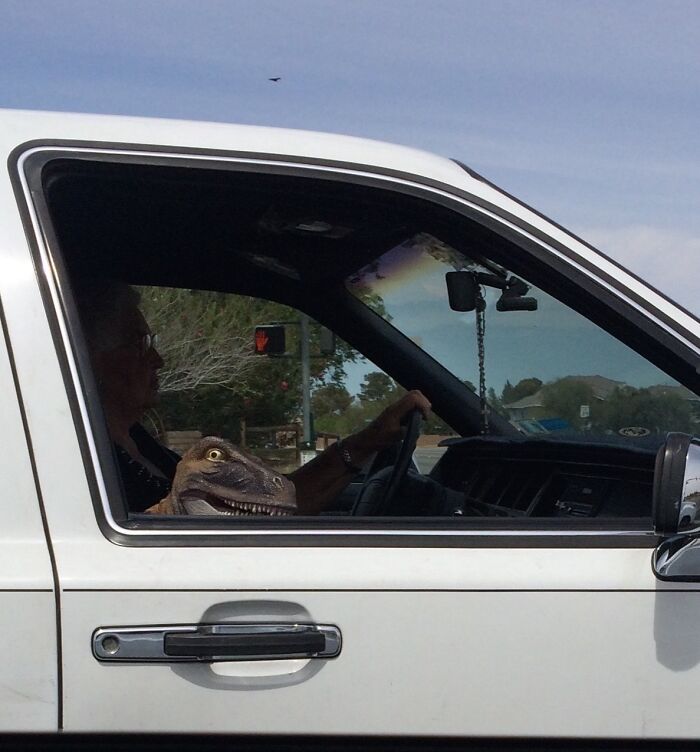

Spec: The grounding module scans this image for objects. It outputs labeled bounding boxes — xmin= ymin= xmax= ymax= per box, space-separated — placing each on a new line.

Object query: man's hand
xmin=289 ymin=389 xmax=431 ymax=514
xmin=347 ymin=389 xmax=432 ymax=458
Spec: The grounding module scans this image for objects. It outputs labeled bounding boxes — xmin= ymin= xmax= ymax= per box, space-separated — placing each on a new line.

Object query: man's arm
xmin=289 ymin=390 xmax=431 ymax=514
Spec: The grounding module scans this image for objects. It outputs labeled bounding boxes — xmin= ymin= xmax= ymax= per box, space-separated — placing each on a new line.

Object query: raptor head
xmin=162 ymin=436 xmax=297 ymax=516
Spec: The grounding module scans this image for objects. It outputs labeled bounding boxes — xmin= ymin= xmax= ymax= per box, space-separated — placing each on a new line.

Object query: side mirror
xmin=653 ymin=433 xmax=700 ymax=581
xmin=653 ymin=433 xmax=700 ymax=536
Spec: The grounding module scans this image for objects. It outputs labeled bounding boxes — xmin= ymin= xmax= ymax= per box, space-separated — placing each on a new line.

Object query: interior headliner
xmin=43 ymin=159 xmax=439 ymax=298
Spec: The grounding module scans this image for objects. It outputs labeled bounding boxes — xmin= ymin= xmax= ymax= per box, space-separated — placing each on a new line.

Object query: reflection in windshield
xmin=346 ymin=234 xmax=699 ymax=446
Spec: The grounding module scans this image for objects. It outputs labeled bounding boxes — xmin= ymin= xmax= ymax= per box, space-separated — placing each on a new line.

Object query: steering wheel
xmin=351 ymin=407 xmax=423 ymax=516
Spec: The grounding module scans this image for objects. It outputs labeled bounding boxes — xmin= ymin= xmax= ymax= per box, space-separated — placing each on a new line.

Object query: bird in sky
xmin=268 ymin=77 xmax=281 ymax=82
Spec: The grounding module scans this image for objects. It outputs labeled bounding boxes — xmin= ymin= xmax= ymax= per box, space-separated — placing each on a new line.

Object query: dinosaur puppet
xmin=146 ymin=436 xmax=297 ymax=516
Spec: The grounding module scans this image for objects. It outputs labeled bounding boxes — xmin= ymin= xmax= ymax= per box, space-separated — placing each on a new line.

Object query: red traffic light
xmin=254 ymin=325 xmax=286 ymax=355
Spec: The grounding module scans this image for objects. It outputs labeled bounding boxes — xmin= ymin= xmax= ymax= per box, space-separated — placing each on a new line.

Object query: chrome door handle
xmin=93 ymin=623 xmax=342 ymax=663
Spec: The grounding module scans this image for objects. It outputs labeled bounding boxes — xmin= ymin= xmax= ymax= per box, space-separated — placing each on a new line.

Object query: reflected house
xmin=503 ymin=375 xmax=624 ymax=423
xmin=502 ymin=391 xmax=546 ymax=422
xmin=503 ymin=375 xmax=700 ymax=434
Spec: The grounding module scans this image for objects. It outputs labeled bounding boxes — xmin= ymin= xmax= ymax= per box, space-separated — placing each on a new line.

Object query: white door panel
xmin=60 ymin=562 xmax=700 ymax=738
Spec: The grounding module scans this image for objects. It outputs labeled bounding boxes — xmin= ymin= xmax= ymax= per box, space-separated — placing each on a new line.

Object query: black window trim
xmin=8 ymin=140 xmax=698 ymax=549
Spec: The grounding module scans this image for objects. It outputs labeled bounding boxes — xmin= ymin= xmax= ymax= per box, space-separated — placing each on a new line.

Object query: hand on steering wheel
xmin=351 ymin=407 xmax=423 ymax=515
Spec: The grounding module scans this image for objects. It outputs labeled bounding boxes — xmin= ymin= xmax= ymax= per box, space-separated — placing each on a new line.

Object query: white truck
xmin=0 ymin=109 xmax=698 ymax=747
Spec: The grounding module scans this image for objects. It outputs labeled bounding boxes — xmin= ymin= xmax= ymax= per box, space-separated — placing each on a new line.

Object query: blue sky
xmin=1 ymin=0 xmax=698 ymax=314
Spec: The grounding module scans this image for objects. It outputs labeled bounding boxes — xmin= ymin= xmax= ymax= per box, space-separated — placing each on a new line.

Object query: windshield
xmin=346 ymin=233 xmax=699 ymax=448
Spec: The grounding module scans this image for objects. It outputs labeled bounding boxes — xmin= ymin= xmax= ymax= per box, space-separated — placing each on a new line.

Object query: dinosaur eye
xmin=206 ymin=448 xmax=225 ymax=461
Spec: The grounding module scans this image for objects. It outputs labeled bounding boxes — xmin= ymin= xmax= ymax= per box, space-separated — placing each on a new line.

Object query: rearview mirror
xmin=445 ymin=271 xmax=478 ymax=312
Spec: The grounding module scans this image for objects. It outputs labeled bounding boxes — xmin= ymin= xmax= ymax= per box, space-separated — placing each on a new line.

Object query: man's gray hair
xmin=74 ymin=279 xmax=141 ymax=353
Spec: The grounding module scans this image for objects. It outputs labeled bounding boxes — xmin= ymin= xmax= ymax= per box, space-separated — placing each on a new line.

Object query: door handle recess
xmin=93 ymin=623 xmax=341 ymax=663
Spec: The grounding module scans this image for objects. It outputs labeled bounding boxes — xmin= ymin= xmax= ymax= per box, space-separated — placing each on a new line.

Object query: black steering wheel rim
xmin=369 ymin=407 xmax=423 ymax=515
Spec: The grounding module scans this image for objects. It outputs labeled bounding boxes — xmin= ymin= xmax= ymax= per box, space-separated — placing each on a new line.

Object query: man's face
xmin=94 ymin=306 xmax=164 ymax=418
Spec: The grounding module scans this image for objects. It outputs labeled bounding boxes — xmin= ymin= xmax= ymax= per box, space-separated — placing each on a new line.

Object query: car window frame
xmin=10 ymin=140 xmax=697 ymax=549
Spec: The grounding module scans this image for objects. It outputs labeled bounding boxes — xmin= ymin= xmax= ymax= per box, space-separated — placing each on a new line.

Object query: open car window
xmin=30 ymin=153 xmax=698 ymax=532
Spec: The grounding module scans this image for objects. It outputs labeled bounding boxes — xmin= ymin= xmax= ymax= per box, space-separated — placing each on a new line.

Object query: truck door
xmin=8 ymin=134 xmax=700 ymax=741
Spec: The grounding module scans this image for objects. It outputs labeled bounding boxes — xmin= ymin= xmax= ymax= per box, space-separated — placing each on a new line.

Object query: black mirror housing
xmin=653 ymin=433 xmax=700 ymax=580
xmin=653 ymin=433 xmax=693 ymax=536
xmin=445 ymin=271 xmax=478 ymax=312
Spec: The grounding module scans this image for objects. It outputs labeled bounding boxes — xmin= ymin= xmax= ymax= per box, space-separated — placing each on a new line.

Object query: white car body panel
xmin=0 ymin=593 xmax=57 ymax=731
xmin=0 ymin=282 xmax=57 ymax=730
xmin=0 ymin=108 xmax=698 ymax=739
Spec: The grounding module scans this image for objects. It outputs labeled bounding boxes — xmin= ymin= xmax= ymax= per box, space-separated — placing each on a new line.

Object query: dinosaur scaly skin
xmin=147 ymin=436 xmax=297 ymax=516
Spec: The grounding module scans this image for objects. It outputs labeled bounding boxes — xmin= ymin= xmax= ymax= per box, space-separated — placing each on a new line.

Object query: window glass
xmin=44 ymin=158 xmax=696 ymax=524
xmin=346 ymin=233 xmax=699 ymax=448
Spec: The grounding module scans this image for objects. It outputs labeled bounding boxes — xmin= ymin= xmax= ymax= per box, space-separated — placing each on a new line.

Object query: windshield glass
xmin=346 ymin=233 xmax=699 ymax=447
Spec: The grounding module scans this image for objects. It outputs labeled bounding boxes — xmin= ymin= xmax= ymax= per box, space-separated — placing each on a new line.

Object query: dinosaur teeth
xmin=212 ymin=499 xmax=293 ymax=516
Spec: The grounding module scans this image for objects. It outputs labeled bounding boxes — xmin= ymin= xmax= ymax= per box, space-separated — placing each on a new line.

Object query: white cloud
xmin=579 ymin=225 xmax=699 ymax=315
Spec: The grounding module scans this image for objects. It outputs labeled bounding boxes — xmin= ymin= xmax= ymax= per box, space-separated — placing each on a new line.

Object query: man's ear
xmin=90 ymin=349 xmax=111 ymax=387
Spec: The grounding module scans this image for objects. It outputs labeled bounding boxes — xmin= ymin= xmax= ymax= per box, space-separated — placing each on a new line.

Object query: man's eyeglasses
xmin=111 ymin=332 xmax=159 ymax=357
xmin=129 ymin=332 xmax=159 ymax=357
xmin=140 ymin=333 xmax=159 ymax=356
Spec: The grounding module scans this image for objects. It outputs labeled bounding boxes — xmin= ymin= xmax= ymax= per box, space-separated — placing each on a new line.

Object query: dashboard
xmin=431 ymin=437 xmax=655 ymax=519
